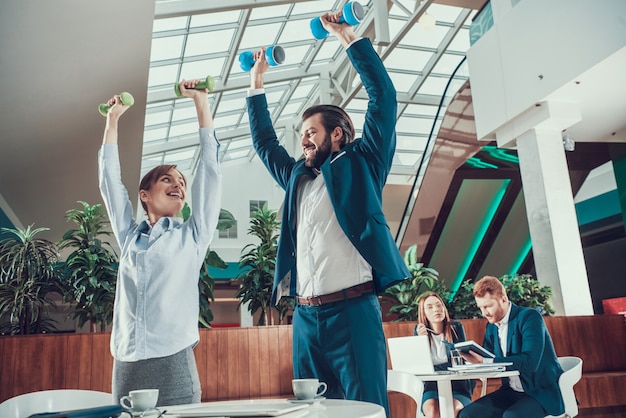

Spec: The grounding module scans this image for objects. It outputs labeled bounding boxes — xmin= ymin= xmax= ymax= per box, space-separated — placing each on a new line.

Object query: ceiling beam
xmin=155 ymin=0 xmax=319 ymax=19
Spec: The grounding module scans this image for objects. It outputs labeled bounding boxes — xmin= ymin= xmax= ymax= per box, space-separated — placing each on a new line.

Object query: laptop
xmin=388 ymin=335 xmax=513 ymax=375
xmin=164 ymin=400 xmax=308 ymax=417
xmin=388 ymin=335 xmax=443 ymax=375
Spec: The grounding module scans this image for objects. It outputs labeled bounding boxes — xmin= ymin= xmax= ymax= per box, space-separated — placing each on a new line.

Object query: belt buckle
xmin=313 ymin=296 xmax=323 ymax=306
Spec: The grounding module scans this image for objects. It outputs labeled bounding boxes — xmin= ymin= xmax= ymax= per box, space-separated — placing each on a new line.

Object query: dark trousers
xmin=292 ymin=294 xmax=389 ymax=417
xmin=458 ymin=386 xmax=546 ymax=418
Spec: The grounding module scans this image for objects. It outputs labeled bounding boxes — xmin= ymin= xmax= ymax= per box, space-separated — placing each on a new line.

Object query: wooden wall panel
xmin=1 ymin=315 xmax=625 ymax=414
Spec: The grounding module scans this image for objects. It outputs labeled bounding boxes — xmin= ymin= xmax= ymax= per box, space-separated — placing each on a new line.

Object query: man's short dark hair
xmin=302 ymin=104 xmax=355 ymax=148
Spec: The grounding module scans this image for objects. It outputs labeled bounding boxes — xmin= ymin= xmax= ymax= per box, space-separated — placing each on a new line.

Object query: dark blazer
xmin=482 ymin=303 xmax=564 ymax=415
xmin=414 ymin=321 xmax=476 ymax=398
xmin=247 ymin=38 xmax=410 ymax=305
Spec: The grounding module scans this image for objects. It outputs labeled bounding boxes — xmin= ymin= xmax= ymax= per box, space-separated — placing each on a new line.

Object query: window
xmin=219 ymin=220 xmax=238 ymax=239
xmin=249 ymin=200 xmax=267 ymax=216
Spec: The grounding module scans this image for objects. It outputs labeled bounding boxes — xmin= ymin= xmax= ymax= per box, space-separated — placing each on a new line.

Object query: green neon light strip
xmin=509 ymin=237 xmax=532 ymax=276
xmin=450 ymin=179 xmax=511 ymax=293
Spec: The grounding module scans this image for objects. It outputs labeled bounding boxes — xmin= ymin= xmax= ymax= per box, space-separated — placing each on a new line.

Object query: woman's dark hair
xmin=302 ymin=104 xmax=355 ymax=148
xmin=139 ymin=164 xmax=185 ymax=213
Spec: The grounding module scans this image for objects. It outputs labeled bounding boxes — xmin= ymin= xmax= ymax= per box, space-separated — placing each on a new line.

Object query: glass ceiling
xmin=143 ymin=0 xmax=476 ymax=186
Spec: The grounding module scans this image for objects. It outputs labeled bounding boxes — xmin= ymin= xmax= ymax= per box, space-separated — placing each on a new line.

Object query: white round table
xmin=163 ymin=398 xmax=385 ymax=418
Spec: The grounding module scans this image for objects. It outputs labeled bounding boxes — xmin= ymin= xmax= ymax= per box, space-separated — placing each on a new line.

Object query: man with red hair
xmin=458 ymin=276 xmax=564 ymax=418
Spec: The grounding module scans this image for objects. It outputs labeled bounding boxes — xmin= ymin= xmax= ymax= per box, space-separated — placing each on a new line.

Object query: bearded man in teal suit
xmin=245 ymin=9 xmax=409 ymax=417
xmin=458 ymin=276 xmax=564 ymax=418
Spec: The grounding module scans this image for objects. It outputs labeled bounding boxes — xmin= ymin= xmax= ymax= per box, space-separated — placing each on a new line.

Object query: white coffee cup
xmin=120 ymin=389 xmax=159 ymax=412
xmin=292 ymin=378 xmax=327 ymax=400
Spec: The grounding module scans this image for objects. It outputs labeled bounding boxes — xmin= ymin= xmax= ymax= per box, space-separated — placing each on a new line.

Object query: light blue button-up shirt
xmin=98 ymin=127 xmax=221 ymax=361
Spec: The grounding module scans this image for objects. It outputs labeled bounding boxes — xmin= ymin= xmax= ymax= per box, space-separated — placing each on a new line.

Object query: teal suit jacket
xmin=247 ymin=38 xmax=410 ymax=305
xmin=483 ymin=303 xmax=565 ymax=415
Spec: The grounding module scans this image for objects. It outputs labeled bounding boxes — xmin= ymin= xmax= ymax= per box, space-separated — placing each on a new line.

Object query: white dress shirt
xmin=497 ymin=303 xmax=524 ymax=392
xmin=295 ymin=174 xmax=372 ymax=297
xmin=99 ymin=127 xmax=221 ymax=361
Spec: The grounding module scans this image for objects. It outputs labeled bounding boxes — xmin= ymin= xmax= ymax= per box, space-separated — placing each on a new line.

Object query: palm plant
xmin=236 ymin=203 xmax=281 ymax=326
xmin=0 ymin=225 xmax=63 ymax=334
xmin=58 ymin=201 xmax=118 ymax=332
xmin=382 ymin=244 xmax=441 ymax=321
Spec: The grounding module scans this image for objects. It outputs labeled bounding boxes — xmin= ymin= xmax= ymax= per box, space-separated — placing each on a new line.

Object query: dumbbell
xmin=239 ymin=45 xmax=285 ymax=72
xmin=173 ymin=75 xmax=216 ymax=98
xmin=310 ymin=1 xmax=364 ymax=40
xmin=98 ymin=92 xmax=135 ymax=116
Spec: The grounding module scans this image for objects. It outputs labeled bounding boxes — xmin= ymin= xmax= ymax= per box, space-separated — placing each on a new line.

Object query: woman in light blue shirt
xmin=99 ymin=79 xmax=222 ymax=407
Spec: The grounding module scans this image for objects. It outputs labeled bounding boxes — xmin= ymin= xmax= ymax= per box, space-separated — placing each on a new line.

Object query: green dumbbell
xmin=98 ymin=92 xmax=135 ymax=117
xmin=174 ymin=75 xmax=216 ymax=98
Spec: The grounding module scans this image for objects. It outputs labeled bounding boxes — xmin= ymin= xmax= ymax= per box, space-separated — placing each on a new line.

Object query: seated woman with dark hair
xmin=414 ymin=291 xmax=475 ymax=418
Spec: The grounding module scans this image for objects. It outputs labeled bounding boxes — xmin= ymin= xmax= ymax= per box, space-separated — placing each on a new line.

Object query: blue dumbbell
xmin=239 ymin=45 xmax=286 ymax=72
xmin=310 ymin=1 xmax=365 ymax=40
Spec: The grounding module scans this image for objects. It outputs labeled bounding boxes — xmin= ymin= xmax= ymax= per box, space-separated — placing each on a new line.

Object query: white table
xmin=415 ymin=370 xmax=519 ymax=418
xmin=163 ymin=398 xmax=385 ymax=418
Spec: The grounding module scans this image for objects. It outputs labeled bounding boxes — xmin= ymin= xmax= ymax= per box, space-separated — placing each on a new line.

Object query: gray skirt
xmin=112 ymin=345 xmax=201 ymax=407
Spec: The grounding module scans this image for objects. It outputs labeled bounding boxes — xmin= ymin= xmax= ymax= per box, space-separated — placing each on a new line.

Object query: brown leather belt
xmin=296 ymin=282 xmax=375 ymax=306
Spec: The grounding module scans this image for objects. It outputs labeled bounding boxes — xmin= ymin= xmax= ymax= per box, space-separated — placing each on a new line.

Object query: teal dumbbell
xmin=174 ymin=75 xmax=216 ymax=98
xmin=98 ymin=92 xmax=134 ymax=116
xmin=239 ymin=45 xmax=286 ymax=72
xmin=310 ymin=1 xmax=364 ymax=40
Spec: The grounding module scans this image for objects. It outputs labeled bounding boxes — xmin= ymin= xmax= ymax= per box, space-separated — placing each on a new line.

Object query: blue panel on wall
xmin=575 ymin=189 xmax=622 ymax=226
xmin=208 ymin=262 xmax=249 ymax=280
xmin=0 ymin=206 xmax=15 ymax=234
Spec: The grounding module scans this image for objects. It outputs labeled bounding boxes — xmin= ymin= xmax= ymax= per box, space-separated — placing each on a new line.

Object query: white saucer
xmin=288 ymin=396 xmax=325 ymax=405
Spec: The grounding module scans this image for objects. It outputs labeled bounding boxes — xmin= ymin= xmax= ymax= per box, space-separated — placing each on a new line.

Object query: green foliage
xmin=382 ymin=245 xmax=441 ymax=321
xmin=235 ymin=203 xmax=283 ymax=326
xmin=58 ymin=201 xmax=118 ymax=332
xmin=448 ymin=274 xmax=555 ymax=319
xmin=0 ymin=225 xmax=63 ymax=334
xmin=447 ymin=279 xmax=481 ymax=319
xmin=501 ymin=273 xmax=555 ymax=316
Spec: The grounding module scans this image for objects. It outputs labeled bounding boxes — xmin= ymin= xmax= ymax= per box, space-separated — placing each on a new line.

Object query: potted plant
xmin=0 ymin=225 xmax=64 ymax=334
xmin=57 ymin=201 xmax=118 ymax=332
xmin=235 ymin=203 xmax=283 ymax=326
xmin=381 ymin=244 xmax=441 ymax=321
xmin=448 ymin=274 xmax=555 ymax=319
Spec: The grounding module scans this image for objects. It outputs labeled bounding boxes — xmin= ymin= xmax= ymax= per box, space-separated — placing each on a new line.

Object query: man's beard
xmin=304 ymin=133 xmax=332 ymax=168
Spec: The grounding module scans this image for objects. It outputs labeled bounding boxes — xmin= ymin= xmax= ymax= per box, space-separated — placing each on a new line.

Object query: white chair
xmin=544 ymin=356 xmax=583 ymax=418
xmin=387 ymin=369 xmax=426 ymax=418
xmin=0 ymin=389 xmax=115 ymax=418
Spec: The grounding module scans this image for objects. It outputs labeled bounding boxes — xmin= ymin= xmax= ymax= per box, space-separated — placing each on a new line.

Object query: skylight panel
xmin=148 ymin=64 xmax=179 ymax=89
xmin=249 ymin=4 xmax=291 ymax=20
xmin=291 ymin=0 xmax=337 ymax=15
xmin=396 ymin=115 xmax=435 ymax=134
xmin=169 ymin=121 xmax=198 ymax=138
xmin=180 ymin=57 xmax=226 ymax=81
xmin=447 ymin=27 xmax=471 ymax=52
xmin=431 ymin=53 xmax=467 ymax=77
xmin=191 ymin=10 xmax=241 ymax=27
xmin=388 ymin=72 xmax=417 ymax=93
xmin=143 ymin=127 xmax=169 ymax=144
xmin=172 ymin=105 xmax=197 ymax=122
xmin=153 ymin=16 xmax=188 ymax=33
xmin=144 ymin=109 xmax=172 ymax=127
xmin=185 ymin=29 xmax=236 ymax=56
xmin=397 ymin=135 xmax=428 ymax=151
xmin=151 ymin=35 xmax=185 ymax=61
xmin=281 ymin=18 xmax=317 ymax=44
xmin=404 ymin=24 xmax=448 ymax=49
xmin=384 ymin=47 xmax=432 ymax=72
xmin=240 ymin=23 xmax=283 ymax=49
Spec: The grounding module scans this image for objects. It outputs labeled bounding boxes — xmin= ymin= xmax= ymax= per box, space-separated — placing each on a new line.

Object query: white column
xmin=516 ymin=128 xmax=593 ymax=315
xmin=240 ymin=301 xmax=253 ymax=327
